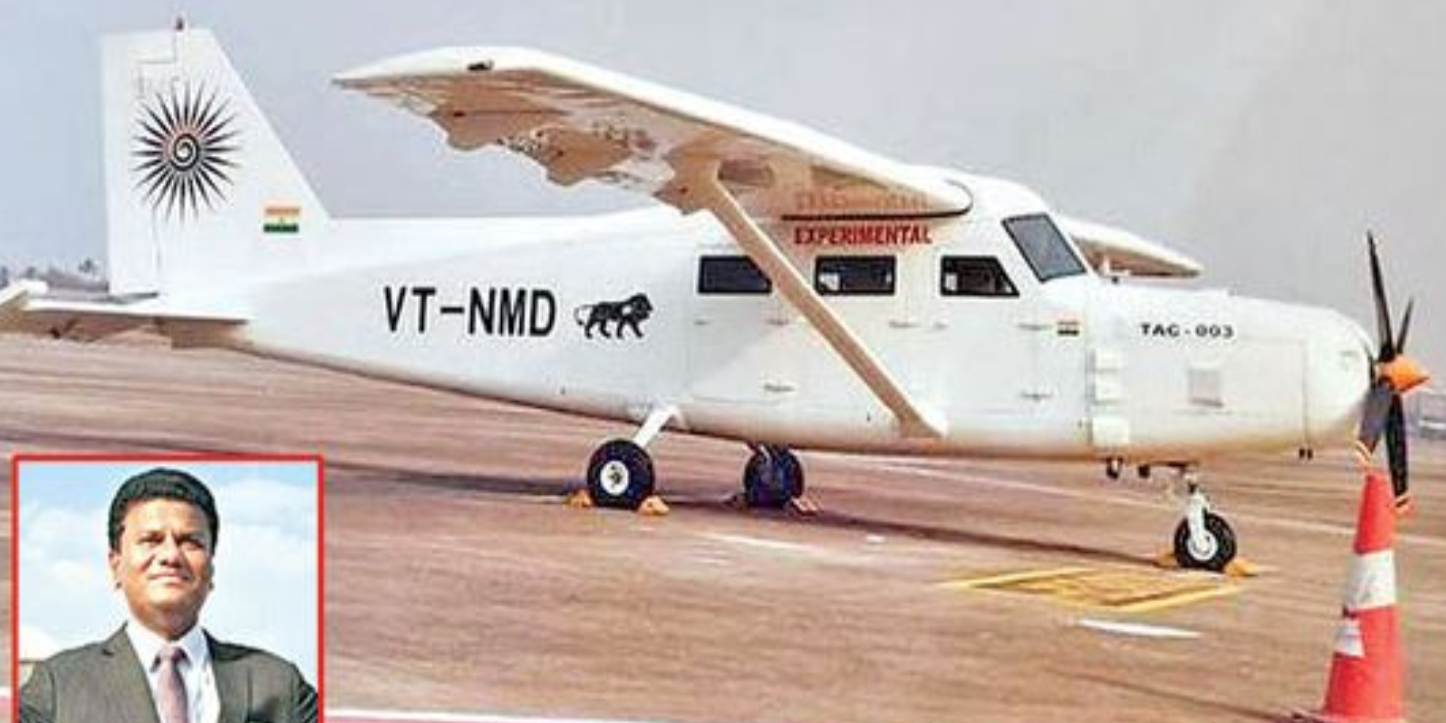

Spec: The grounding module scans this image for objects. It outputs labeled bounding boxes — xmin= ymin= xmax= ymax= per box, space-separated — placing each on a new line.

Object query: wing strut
xmin=683 ymin=163 xmax=947 ymax=439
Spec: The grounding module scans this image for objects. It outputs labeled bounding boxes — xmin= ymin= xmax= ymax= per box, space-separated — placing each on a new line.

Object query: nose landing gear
xmin=1105 ymin=458 xmax=1253 ymax=575
xmin=1171 ymin=481 xmax=1237 ymax=572
xmin=1160 ymin=465 xmax=1255 ymax=575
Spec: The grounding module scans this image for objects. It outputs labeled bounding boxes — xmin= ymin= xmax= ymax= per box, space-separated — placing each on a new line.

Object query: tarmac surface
xmin=1 ymin=334 xmax=1444 ymax=723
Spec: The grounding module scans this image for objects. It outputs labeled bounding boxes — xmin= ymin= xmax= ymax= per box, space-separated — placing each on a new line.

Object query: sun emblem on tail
xmin=133 ymin=82 xmax=240 ymax=220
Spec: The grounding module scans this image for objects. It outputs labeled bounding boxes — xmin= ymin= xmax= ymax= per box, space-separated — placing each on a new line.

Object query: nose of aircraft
xmin=1303 ymin=311 xmax=1374 ymax=446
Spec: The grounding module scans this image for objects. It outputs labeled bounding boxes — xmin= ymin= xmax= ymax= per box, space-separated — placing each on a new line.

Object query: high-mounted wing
xmin=336 ymin=47 xmax=961 ymax=437
xmin=1058 ymin=215 xmax=1202 ymax=279
xmin=333 ymin=47 xmax=969 ymax=220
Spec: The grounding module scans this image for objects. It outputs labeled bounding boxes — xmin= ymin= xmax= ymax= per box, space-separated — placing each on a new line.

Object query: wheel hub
xmin=599 ymin=460 xmax=630 ymax=496
xmin=1187 ymin=529 xmax=1219 ymax=562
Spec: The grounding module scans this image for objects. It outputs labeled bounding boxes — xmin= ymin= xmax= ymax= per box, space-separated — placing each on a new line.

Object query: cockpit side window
xmin=940 ymin=256 xmax=1017 ymax=297
xmin=1002 ymin=214 xmax=1087 ymax=282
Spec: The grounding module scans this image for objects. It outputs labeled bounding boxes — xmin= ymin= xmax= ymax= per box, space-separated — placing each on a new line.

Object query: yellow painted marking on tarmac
xmin=940 ymin=566 xmax=1091 ymax=589
xmin=941 ymin=566 xmax=1240 ymax=613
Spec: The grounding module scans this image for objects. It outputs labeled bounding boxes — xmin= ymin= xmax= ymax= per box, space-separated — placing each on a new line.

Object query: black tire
xmin=1173 ymin=511 xmax=1237 ymax=572
xmin=743 ymin=445 xmax=804 ymax=508
xmin=773 ymin=447 xmax=805 ymax=499
xmin=585 ymin=439 xmax=655 ymax=510
xmin=1104 ymin=457 xmax=1123 ymax=480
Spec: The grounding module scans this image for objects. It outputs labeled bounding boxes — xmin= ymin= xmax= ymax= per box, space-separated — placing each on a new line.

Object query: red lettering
xmin=790 ymin=223 xmax=934 ymax=246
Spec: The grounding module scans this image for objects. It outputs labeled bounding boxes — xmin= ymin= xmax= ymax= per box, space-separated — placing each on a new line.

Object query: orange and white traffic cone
xmin=1298 ymin=469 xmax=1406 ymax=723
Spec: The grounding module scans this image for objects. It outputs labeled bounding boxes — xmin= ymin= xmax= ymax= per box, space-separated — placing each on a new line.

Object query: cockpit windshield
xmin=1003 ymin=214 xmax=1087 ymax=282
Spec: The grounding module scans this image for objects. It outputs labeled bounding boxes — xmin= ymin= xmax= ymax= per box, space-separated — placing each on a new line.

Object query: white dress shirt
xmin=125 ymin=619 xmax=221 ymax=723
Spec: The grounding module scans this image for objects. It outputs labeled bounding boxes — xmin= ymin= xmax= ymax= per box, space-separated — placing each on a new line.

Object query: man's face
xmin=108 ymin=498 xmax=215 ymax=636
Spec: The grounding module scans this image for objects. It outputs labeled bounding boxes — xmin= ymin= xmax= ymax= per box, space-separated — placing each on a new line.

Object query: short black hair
xmin=108 ymin=467 xmax=219 ymax=552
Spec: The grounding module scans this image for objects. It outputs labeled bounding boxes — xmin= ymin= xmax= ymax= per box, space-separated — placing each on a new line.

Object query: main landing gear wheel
xmin=1104 ymin=457 xmax=1124 ymax=480
xmin=1172 ymin=510 xmax=1237 ymax=572
xmin=743 ymin=444 xmax=805 ymax=509
xmin=586 ymin=439 xmax=655 ymax=510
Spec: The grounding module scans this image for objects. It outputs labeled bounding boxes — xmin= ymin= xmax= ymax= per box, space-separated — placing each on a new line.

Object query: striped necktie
xmin=156 ymin=644 xmax=189 ymax=723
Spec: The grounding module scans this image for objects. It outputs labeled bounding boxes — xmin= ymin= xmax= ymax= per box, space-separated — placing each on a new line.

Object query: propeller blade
xmin=1396 ymin=298 xmax=1414 ymax=355
xmin=1385 ymin=394 xmax=1410 ymax=502
xmin=1357 ymin=378 xmax=1395 ymax=452
xmin=1360 ymin=233 xmax=1419 ymax=509
xmin=1367 ymin=232 xmax=1396 ymax=362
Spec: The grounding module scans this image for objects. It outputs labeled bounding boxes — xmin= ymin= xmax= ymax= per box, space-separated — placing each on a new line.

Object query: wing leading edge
xmin=333 ymin=47 xmax=969 ymax=220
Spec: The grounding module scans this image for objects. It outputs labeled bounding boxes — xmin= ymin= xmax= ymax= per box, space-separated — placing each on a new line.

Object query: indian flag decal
xmin=263 ymin=205 xmax=301 ymax=234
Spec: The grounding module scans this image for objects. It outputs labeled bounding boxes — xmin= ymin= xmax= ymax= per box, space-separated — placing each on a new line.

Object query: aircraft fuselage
xmin=214 ymin=194 xmax=1370 ymax=464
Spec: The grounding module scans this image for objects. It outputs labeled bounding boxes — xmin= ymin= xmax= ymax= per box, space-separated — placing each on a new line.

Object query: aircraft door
xmin=1022 ymin=290 xmax=1091 ymax=448
xmin=687 ymin=246 xmax=912 ymax=413
xmin=687 ymin=250 xmax=796 ymax=405
xmin=932 ymin=252 xmax=1037 ymax=420
xmin=688 ymin=241 xmax=922 ymax=429
xmin=997 ymin=214 xmax=1092 ymax=449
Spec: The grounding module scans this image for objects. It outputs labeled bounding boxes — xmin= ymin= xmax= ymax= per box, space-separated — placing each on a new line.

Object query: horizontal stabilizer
xmin=0 ymin=281 xmax=246 ymax=343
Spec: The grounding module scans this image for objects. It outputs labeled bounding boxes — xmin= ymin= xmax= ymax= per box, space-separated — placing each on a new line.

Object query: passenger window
xmin=1003 ymin=214 xmax=1087 ymax=282
xmin=815 ymin=256 xmax=896 ymax=296
xmin=940 ymin=256 xmax=1017 ymax=297
xmin=698 ymin=255 xmax=772 ymax=295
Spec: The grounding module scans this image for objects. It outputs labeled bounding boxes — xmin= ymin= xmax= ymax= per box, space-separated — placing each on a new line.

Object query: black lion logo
xmin=574 ymin=293 xmax=653 ymax=339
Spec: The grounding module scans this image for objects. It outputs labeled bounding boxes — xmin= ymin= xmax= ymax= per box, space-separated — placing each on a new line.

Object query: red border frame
xmin=9 ymin=452 xmax=326 ymax=721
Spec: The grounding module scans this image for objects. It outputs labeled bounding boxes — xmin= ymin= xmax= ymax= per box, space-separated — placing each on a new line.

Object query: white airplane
xmin=0 ymin=27 xmax=1430 ymax=572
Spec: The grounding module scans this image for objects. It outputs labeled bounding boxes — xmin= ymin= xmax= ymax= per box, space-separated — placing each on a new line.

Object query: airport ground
xmin=0 ymin=334 xmax=1443 ymax=723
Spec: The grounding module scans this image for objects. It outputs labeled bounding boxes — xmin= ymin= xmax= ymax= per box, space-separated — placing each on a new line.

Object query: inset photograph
xmin=12 ymin=455 xmax=321 ymax=723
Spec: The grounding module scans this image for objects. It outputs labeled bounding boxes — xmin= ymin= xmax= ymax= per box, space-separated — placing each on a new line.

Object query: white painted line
xmin=702 ymin=532 xmax=815 ymax=554
xmin=327 ymin=708 xmax=694 ymax=723
xmin=1076 ymin=618 xmax=1201 ymax=639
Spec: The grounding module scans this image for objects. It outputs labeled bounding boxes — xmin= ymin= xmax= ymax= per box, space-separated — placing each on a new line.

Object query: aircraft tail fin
xmin=102 ymin=27 xmax=329 ymax=295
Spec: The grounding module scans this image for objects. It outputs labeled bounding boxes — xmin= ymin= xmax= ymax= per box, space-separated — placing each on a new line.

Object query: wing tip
xmin=1059 ymin=214 xmax=1203 ymax=279
xmin=332 ymin=46 xmax=553 ymax=88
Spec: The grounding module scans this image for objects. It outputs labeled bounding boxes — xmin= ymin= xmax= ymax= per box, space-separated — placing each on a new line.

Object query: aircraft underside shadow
xmin=670 ymin=497 xmax=1159 ymax=567
xmin=334 ymin=463 xmax=578 ymax=499
xmin=322 ymin=461 xmax=1153 ymax=566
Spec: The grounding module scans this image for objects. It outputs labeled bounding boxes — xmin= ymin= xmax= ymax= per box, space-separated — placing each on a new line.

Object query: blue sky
xmin=17 ymin=458 xmax=320 ymax=684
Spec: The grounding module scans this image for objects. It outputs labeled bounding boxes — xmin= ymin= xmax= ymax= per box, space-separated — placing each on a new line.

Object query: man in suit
xmin=20 ymin=467 xmax=317 ymax=723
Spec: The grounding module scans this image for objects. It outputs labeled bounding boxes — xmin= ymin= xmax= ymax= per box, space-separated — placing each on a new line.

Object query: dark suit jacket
xmin=20 ymin=626 xmax=317 ymax=723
